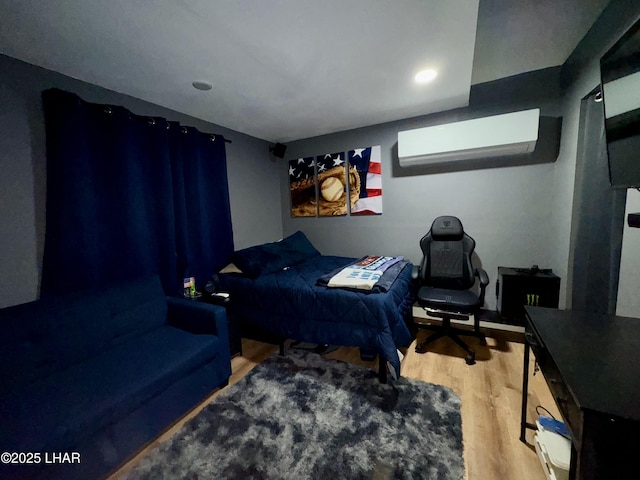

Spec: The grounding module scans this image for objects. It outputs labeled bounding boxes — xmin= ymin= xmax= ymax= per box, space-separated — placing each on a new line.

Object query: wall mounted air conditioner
xmin=398 ymin=108 xmax=540 ymax=167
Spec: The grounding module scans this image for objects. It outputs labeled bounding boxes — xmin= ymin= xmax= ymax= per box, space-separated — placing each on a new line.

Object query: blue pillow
xmin=230 ymin=231 xmax=320 ymax=278
xmin=276 ymin=231 xmax=321 ymax=262
xmin=229 ymin=244 xmax=280 ymax=278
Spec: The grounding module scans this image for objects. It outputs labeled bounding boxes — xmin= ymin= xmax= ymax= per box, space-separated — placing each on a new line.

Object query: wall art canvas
xmin=289 ymin=157 xmax=317 ymax=217
xmin=316 ymin=152 xmax=357 ymax=217
xmin=348 ymin=145 xmax=382 ymax=215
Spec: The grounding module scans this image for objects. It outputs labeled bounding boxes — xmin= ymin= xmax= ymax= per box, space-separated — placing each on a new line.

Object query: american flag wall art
xmin=348 ymin=145 xmax=382 ymax=215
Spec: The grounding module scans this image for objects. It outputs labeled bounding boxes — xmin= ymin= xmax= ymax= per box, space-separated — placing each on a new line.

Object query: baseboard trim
xmin=412 ymin=305 xmax=525 ymax=334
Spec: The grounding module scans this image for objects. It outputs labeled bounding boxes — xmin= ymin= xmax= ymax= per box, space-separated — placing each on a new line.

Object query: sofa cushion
xmin=0 ymin=276 xmax=168 ymax=393
xmin=47 ymin=275 xmax=169 ymax=359
xmin=0 ymin=298 xmax=63 ymax=394
xmin=0 ymin=325 xmax=221 ymax=453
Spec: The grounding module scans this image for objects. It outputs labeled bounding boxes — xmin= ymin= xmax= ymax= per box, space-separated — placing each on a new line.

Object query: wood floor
xmin=111 ymin=329 xmax=559 ymax=480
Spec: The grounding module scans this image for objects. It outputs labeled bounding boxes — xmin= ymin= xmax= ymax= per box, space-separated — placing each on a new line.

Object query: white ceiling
xmin=0 ymin=0 xmax=609 ymax=142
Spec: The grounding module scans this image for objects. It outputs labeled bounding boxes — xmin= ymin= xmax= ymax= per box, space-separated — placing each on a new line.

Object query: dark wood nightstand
xmin=198 ymin=292 xmax=242 ymax=357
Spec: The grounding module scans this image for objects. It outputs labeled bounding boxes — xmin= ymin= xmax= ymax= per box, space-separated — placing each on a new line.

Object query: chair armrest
xmin=411 ymin=264 xmax=421 ymax=282
xmin=475 ymin=268 xmax=489 ymax=287
xmin=166 ymin=296 xmax=229 ymax=339
xmin=475 ymin=268 xmax=489 ymax=306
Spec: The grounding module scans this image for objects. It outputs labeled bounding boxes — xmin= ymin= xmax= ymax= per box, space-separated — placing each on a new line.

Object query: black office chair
xmin=413 ymin=216 xmax=488 ymax=365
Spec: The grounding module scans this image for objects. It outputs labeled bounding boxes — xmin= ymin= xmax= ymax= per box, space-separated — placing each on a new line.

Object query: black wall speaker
xmin=270 ymin=143 xmax=287 ymax=158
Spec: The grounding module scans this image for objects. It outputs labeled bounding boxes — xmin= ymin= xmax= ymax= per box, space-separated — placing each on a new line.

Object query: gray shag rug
xmin=120 ymin=351 xmax=464 ymax=480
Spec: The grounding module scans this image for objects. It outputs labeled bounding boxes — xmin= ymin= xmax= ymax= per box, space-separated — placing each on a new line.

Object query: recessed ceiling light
xmin=414 ymin=69 xmax=438 ymax=84
xmin=192 ymin=81 xmax=213 ymax=91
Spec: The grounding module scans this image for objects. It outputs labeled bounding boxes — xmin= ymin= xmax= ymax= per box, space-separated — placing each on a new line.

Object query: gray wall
xmin=282 ymin=70 xmax=563 ymax=311
xmin=0 ymin=54 xmax=282 ymax=308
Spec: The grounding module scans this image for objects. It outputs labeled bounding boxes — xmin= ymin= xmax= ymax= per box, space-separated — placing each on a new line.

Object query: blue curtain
xmin=41 ymin=89 xmax=233 ymax=296
xmin=170 ymin=124 xmax=234 ymax=289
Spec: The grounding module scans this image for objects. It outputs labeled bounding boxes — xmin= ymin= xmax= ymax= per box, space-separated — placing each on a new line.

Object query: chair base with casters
xmin=414 ymin=308 xmax=486 ymax=365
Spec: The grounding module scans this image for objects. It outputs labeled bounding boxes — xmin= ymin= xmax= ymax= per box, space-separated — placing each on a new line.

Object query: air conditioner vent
xmin=398 ymin=108 xmax=540 ymax=167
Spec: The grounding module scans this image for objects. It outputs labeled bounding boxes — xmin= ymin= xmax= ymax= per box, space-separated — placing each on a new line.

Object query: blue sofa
xmin=0 ymin=275 xmax=232 ymax=480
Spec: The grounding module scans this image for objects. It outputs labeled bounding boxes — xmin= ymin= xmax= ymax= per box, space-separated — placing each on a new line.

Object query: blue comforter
xmin=218 ymin=255 xmax=414 ymax=376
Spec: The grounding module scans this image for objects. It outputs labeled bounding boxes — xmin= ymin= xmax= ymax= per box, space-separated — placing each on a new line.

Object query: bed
xmin=216 ymin=231 xmax=415 ymax=380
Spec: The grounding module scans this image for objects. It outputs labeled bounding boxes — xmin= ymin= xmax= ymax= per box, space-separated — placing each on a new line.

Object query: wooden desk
xmin=521 ymin=307 xmax=640 ymax=480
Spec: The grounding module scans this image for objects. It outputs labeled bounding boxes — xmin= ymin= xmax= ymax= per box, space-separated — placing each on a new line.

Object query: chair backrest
xmin=419 ymin=216 xmax=476 ymax=290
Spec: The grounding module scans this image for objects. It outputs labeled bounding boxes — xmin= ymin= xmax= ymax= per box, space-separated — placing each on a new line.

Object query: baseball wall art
xmin=289 ymin=157 xmax=317 ymax=217
xmin=288 ymin=146 xmax=381 ymax=217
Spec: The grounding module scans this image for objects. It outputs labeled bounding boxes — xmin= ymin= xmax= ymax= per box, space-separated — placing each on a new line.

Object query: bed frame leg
xmin=378 ymin=356 xmax=388 ymax=384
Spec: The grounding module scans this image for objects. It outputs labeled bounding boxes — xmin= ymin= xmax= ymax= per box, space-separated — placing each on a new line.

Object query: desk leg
xmin=520 ymin=340 xmax=530 ymax=443
xmin=569 ymin=443 xmax=577 ymax=480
